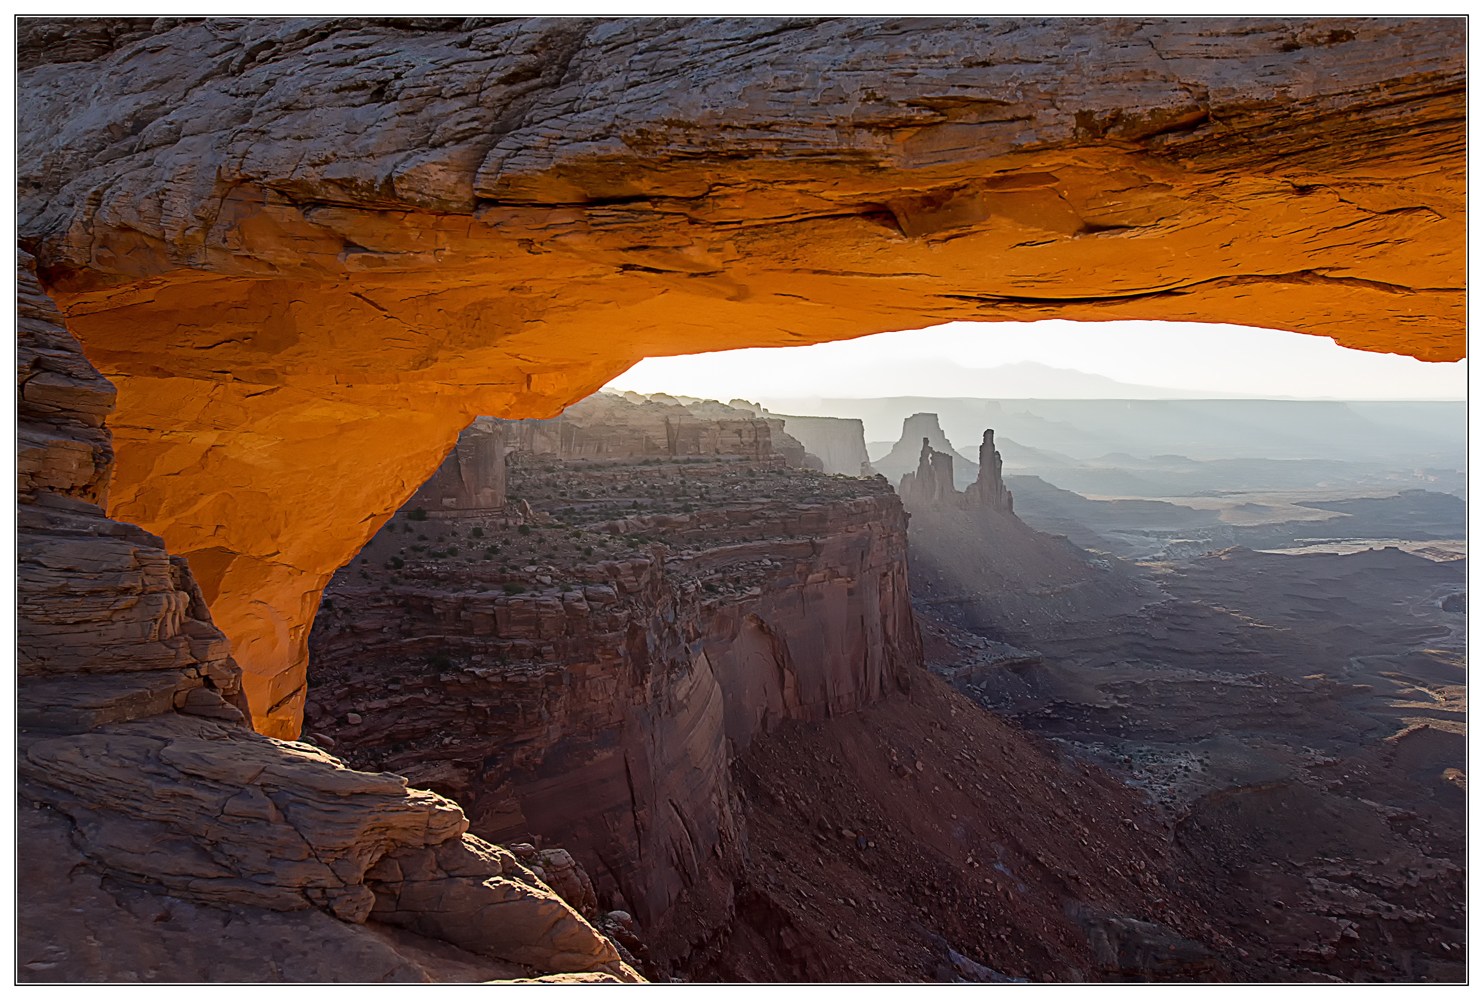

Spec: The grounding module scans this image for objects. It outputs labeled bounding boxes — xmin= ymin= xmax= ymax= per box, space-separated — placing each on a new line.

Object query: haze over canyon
xmin=16 ymin=15 xmax=1464 ymax=984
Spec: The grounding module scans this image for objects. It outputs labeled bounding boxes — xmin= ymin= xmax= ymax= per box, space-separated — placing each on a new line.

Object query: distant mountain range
xmin=836 ymin=361 xmax=1224 ymax=400
xmin=757 ymin=359 xmax=1467 ymax=404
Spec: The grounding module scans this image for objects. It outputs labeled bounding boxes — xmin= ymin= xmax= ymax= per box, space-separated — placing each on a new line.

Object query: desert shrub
xmin=408 ymin=508 xmax=428 ymax=521
xmin=503 ymin=583 xmax=526 ymax=595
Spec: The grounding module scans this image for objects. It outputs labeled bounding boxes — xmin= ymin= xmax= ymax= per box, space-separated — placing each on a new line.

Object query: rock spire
xmin=898 ymin=438 xmax=957 ymax=508
xmin=963 ymin=429 xmax=1014 ymax=513
xmin=899 ymin=428 xmax=1014 ymax=514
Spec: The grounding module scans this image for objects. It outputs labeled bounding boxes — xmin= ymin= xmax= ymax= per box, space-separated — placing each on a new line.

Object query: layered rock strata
xmin=15 ymin=17 xmax=1463 ymax=740
xmin=505 ymin=392 xmax=799 ymax=465
xmin=18 ymin=250 xmax=249 ymax=734
xmin=20 ymin=715 xmax=635 ymax=979
xmin=306 ymin=442 xmax=919 ymax=966
xmin=16 ymin=253 xmax=639 ymax=983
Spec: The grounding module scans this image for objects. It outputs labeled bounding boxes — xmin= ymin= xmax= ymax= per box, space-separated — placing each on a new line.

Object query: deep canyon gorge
xmin=16 ymin=16 xmax=1465 ymax=983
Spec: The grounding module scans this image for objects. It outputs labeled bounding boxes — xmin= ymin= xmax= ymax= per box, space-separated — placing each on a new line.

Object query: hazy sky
xmin=603 ymin=319 xmax=1467 ymax=401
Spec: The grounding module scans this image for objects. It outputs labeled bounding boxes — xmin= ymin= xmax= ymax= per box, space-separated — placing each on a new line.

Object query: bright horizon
xmin=603 ymin=319 xmax=1467 ymax=403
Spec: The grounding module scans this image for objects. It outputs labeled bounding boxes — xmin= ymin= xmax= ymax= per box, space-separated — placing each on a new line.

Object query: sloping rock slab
xmin=18 ymin=713 xmax=638 ymax=980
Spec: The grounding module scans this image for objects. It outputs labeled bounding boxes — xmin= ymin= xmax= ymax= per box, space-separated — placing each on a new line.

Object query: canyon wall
xmin=18 ymin=249 xmax=249 ymax=735
xmin=408 ymin=417 xmax=507 ymax=514
xmin=770 ymin=414 xmax=874 ymax=477
xmin=15 ymin=17 xmax=1463 ymax=736
xmin=305 ymin=445 xmax=920 ymax=963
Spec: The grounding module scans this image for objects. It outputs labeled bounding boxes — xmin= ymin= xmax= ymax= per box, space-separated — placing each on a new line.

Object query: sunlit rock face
xmin=16 ymin=251 xmax=640 ymax=983
xmin=18 ymin=16 xmax=1463 ymax=735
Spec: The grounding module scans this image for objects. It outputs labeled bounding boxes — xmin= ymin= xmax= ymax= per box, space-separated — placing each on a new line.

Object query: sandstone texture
xmin=16 ymin=253 xmax=639 ymax=983
xmin=18 ymin=250 xmax=250 ymax=733
xmin=16 ymin=16 xmax=1463 ymax=735
xmin=307 ymin=402 xmax=919 ymax=964
xmin=19 ymin=714 xmax=637 ymax=981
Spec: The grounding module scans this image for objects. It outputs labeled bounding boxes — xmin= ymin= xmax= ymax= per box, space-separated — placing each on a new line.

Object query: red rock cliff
xmin=306 ymin=449 xmax=919 ymax=962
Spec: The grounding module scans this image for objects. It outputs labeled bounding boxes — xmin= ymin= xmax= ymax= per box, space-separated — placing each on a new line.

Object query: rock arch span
xmin=19 ymin=16 xmax=1463 ymax=735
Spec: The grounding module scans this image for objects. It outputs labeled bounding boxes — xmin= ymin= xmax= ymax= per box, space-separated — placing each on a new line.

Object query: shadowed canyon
xmin=16 ymin=16 xmax=1465 ymax=983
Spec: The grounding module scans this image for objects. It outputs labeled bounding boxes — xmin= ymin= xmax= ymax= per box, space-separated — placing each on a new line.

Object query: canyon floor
xmin=703 ymin=538 xmax=1467 ymax=981
xmin=689 ymin=658 xmax=1224 ymax=982
xmin=913 ymin=501 xmax=1466 ymax=982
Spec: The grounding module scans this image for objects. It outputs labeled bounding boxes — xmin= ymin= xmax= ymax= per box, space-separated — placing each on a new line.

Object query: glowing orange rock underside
xmin=53 ymin=147 xmax=1463 ymax=737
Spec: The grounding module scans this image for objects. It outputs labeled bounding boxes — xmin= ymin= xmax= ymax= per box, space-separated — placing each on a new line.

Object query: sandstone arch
xmin=19 ymin=16 xmax=1464 ymax=736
